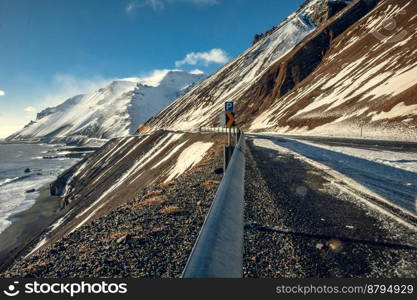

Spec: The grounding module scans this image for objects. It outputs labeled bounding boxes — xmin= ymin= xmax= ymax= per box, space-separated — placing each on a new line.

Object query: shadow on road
xmin=266 ymin=137 xmax=417 ymax=216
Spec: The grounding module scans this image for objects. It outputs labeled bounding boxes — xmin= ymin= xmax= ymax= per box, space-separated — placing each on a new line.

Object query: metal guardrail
xmin=182 ymin=132 xmax=245 ymax=278
xmin=200 ymin=127 xmax=239 ymax=134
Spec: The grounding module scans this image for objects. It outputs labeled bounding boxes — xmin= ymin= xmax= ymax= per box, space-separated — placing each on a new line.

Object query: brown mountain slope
xmin=144 ymin=0 xmax=356 ymax=131
xmin=249 ymin=0 xmax=417 ymax=140
xmin=146 ymin=0 xmax=417 ymax=141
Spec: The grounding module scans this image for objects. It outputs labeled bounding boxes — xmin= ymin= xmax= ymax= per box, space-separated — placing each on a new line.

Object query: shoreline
xmin=0 ymin=143 xmax=98 ymax=272
xmin=0 ymin=185 xmax=64 ymax=272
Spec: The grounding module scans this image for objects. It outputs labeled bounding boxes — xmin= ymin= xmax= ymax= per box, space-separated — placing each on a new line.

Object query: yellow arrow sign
xmin=225 ymin=111 xmax=235 ymax=128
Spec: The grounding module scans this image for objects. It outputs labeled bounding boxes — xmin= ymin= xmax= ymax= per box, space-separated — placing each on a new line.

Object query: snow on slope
xmin=22 ymin=131 xmax=218 ymax=256
xmin=146 ymin=0 xmax=348 ymax=130
xmin=7 ymin=71 xmax=204 ymax=145
xmin=249 ymin=0 xmax=417 ymax=141
xmin=165 ymin=141 xmax=214 ymax=182
xmin=146 ymin=0 xmax=416 ymax=141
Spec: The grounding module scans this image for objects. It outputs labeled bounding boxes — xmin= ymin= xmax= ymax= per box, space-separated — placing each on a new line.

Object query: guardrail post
xmin=224 ymin=145 xmax=233 ymax=170
xmin=224 ymin=127 xmax=236 ymax=170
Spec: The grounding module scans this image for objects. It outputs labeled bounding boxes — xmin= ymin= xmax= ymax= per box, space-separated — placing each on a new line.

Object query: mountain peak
xmin=7 ymin=70 xmax=205 ymax=145
xmin=252 ymin=0 xmax=353 ymax=45
xmin=159 ymin=70 xmax=205 ymax=89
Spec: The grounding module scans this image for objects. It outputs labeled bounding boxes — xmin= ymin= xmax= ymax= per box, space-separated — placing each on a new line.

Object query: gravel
xmin=2 ymin=146 xmax=224 ymax=278
xmin=5 ymin=136 xmax=416 ymax=278
xmin=243 ymin=138 xmax=417 ymax=278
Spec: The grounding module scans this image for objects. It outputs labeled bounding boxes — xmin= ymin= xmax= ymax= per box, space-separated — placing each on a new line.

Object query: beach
xmin=0 ymin=185 xmax=64 ymax=271
xmin=0 ymin=143 xmax=92 ymax=271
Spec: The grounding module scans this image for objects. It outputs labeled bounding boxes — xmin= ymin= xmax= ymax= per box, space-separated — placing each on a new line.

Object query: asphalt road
xmin=243 ymin=134 xmax=417 ymax=278
xmin=263 ymin=134 xmax=417 ymax=153
xmin=250 ymin=134 xmax=417 ymax=221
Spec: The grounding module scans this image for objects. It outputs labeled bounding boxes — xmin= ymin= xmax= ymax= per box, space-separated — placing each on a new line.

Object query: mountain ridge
xmin=7 ymin=70 xmax=205 ymax=145
xmin=144 ymin=0 xmax=356 ymax=131
xmin=145 ymin=0 xmax=417 ymax=141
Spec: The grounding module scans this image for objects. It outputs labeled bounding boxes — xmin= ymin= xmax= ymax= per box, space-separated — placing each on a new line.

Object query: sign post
xmin=225 ymin=101 xmax=234 ymax=112
xmin=224 ymin=101 xmax=235 ymax=170
xmin=225 ymin=101 xmax=235 ymax=146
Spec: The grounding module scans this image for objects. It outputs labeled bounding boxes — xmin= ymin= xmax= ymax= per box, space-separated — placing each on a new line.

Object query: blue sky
xmin=0 ymin=0 xmax=304 ymax=137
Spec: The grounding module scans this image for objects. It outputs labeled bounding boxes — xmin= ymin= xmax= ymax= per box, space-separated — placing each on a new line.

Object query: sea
xmin=0 ymin=143 xmax=80 ymax=234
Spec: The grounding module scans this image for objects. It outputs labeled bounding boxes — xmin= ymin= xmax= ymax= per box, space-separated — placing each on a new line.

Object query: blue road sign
xmin=225 ymin=101 xmax=234 ymax=112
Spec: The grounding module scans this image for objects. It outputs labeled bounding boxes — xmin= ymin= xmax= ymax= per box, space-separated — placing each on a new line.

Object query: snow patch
xmin=165 ymin=142 xmax=214 ymax=182
xmin=370 ymin=102 xmax=417 ymax=122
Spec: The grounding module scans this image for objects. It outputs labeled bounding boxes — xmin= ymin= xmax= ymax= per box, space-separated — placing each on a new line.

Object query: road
xmin=243 ymin=134 xmax=417 ymax=278
xmin=252 ymin=134 xmax=417 ymax=221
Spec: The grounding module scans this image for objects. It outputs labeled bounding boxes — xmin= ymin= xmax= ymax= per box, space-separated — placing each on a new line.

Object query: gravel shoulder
xmin=243 ymin=137 xmax=417 ymax=278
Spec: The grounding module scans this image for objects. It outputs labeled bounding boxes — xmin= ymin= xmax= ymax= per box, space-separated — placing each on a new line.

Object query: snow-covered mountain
xmin=146 ymin=0 xmax=417 ymax=141
xmin=247 ymin=0 xmax=417 ymax=140
xmin=5 ymin=0 xmax=417 ymax=273
xmin=7 ymin=71 xmax=205 ymax=145
xmin=144 ymin=0 xmax=354 ymax=129
xmin=9 ymin=0 xmax=417 ymax=143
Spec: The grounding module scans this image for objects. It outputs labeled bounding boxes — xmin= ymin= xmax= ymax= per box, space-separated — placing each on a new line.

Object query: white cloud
xmin=40 ymin=74 xmax=114 ymax=107
xmin=126 ymin=0 xmax=218 ymax=14
xmin=126 ymin=1 xmax=139 ymax=13
xmin=136 ymin=69 xmax=180 ymax=86
xmin=125 ymin=1 xmax=160 ymax=14
xmin=147 ymin=0 xmax=165 ymax=10
xmin=0 ymin=90 xmax=5 ymax=96
xmin=24 ymin=106 xmax=36 ymax=113
xmin=0 ymin=122 xmax=25 ymax=138
xmin=0 ymin=113 xmax=33 ymax=138
xmin=123 ymin=68 xmax=205 ymax=86
xmin=171 ymin=0 xmax=219 ymax=4
xmin=175 ymin=48 xmax=230 ymax=67
xmin=190 ymin=69 xmax=205 ymax=75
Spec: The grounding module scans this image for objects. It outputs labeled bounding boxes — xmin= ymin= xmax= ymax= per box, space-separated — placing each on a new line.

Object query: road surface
xmin=243 ymin=134 xmax=417 ymax=278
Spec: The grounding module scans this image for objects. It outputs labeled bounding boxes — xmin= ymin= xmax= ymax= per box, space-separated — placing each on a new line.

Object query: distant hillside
xmin=7 ymin=71 xmax=205 ymax=145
